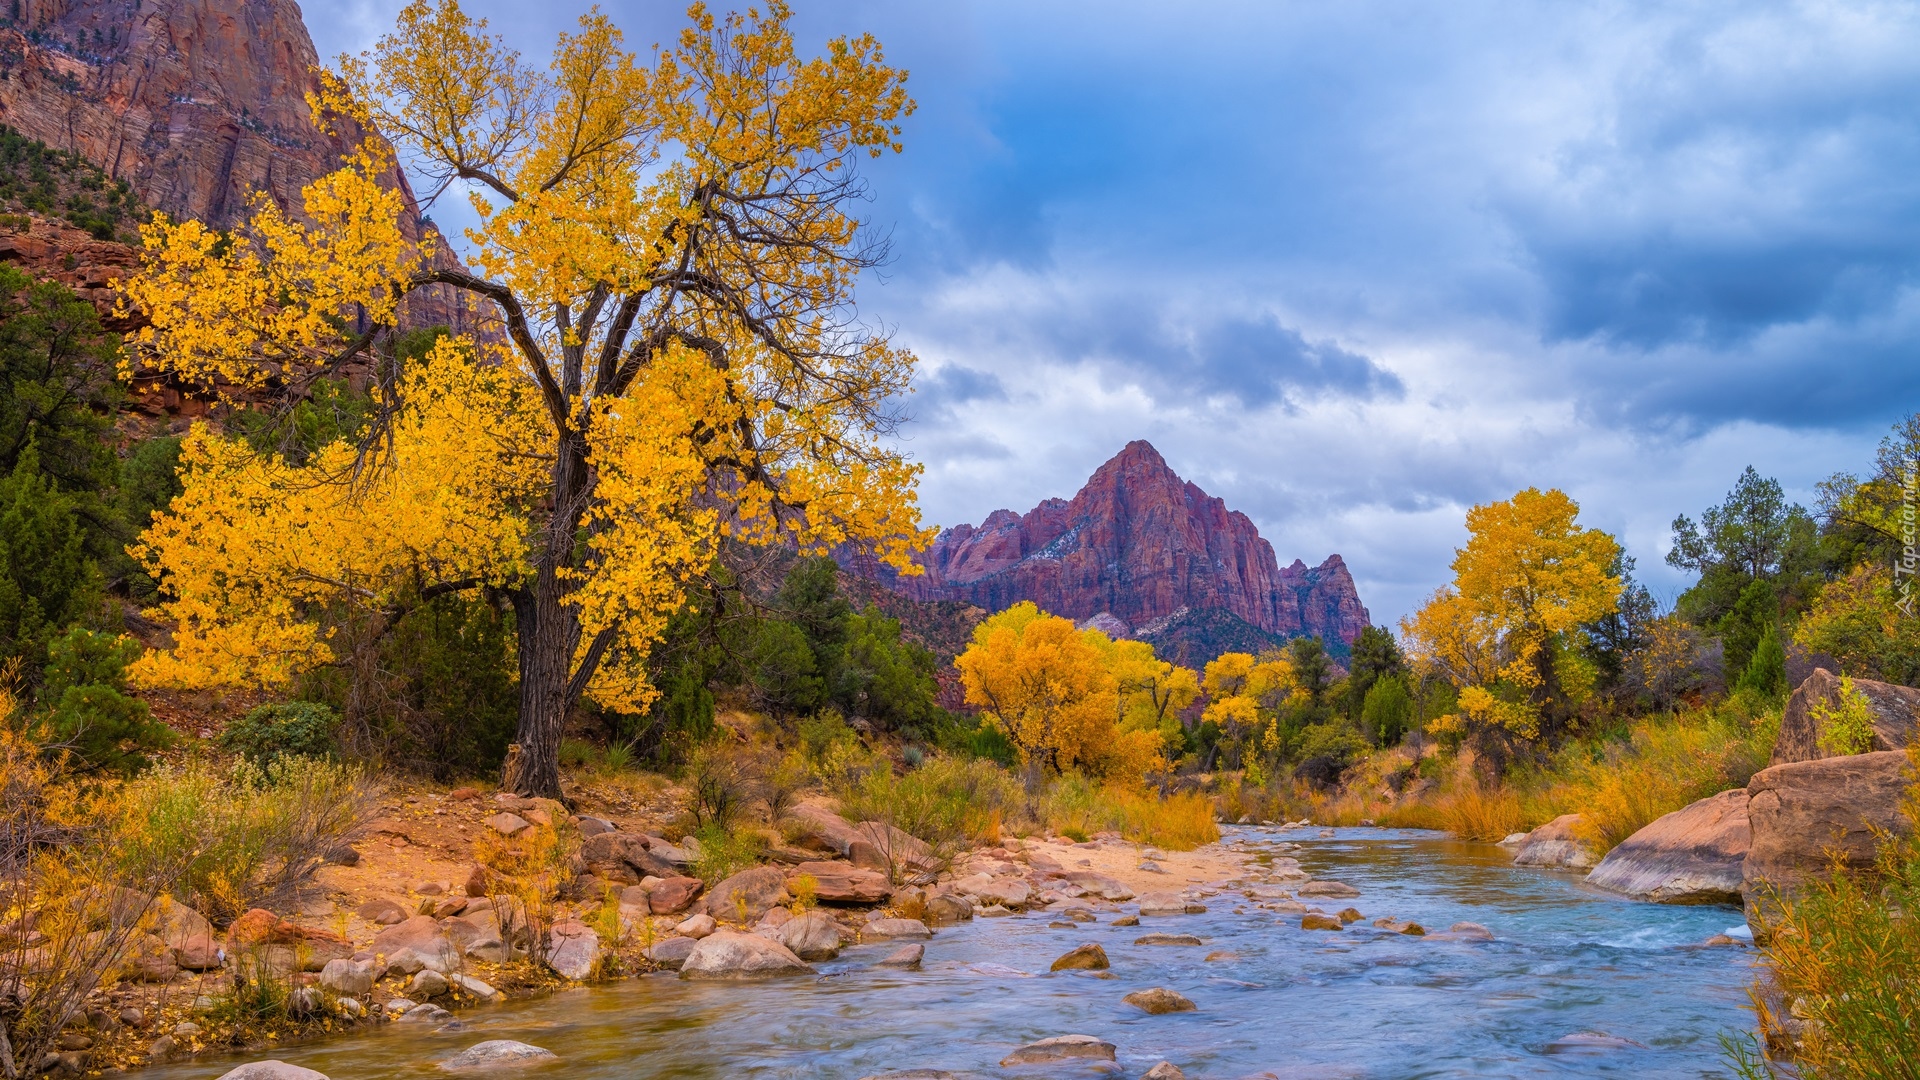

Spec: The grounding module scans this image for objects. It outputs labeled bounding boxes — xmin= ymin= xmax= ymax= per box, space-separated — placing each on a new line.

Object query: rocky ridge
xmin=0 ymin=0 xmax=486 ymax=346
xmin=862 ymin=441 xmax=1369 ymax=658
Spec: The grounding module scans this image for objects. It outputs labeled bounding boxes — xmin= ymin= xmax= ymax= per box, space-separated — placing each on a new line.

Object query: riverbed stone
xmin=648 ymin=876 xmax=704 ymax=915
xmin=411 ymin=970 xmax=449 ymax=998
xmin=971 ymin=877 xmax=1032 ymax=909
xmin=645 ymin=936 xmax=698 ymax=969
xmin=675 ymin=913 xmax=717 ymax=938
xmin=399 ymin=1003 xmax=452 ymax=1023
xmin=1137 ymin=891 xmax=1205 ymax=915
xmin=1135 ymin=933 xmax=1204 ymax=945
xmin=1065 ymin=871 xmax=1134 ymax=901
xmin=1124 ymin=987 xmax=1197 ymax=1014
xmin=1141 ymin=1063 xmax=1185 ymax=1080
xmin=214 ymin=1062 xmax=329 ymax=1080
xmin=1300 ymin=914 xmax=1343 ymax=931
xmin=373 ymin=916 xmax=461 ymax=975
xmin=790 ymin=860 xmax=891 ymax=904
xmin=1772 ymin=668 xmax=1920 ymax=766
xmin=1426 ymin=921 xmax=1494 ymax=942
xmin=1373 ymin=918 xmax=1426 ymax=935
xmin=1585 ymin=788 xmax=1750 ymax=904
xmin=1543 ymin=1032 xmax=1650 ymax=1054
xmin=1050 ymin=943 xmax=1110 ymax=971
xmin=1298 ymin=880 xmax=1361 ymax=899
xmin=778 ymin=911 xmax=844 ymax=961
xmin=877 ymin=943 xmax=924 ymax=969
xmin=679 ymin=930 xmax=813 ymax=979
xmin=317 ymin=958 xmax=374 ymax=998
xmin=439 ymin=1040 xmax=556 ymax=1070
xmin=923 ymin=893 xmax=973 ymax=925
xmin=1512 ymin=814 xmax=1600 ymax=870
xmin=999 ymin=1035 xmax=1117 ymax=1066
xmin=861 ymin=918 xmax=932 ymax=942
xmin=543 ymin=919 xmax=600 ymax=980
xmin=704 ymin=867 xmax=791 ymax=923
xmin=448 ymin=972 xmax=500 ymax=1000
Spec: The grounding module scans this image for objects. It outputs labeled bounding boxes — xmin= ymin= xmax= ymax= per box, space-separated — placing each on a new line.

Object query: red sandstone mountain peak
xmin=889 ymin=441 xmax=1370 ymax=651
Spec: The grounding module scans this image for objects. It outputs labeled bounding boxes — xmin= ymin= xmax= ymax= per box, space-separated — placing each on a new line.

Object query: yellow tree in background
xmin=955 ymin=603 xmax=1165 ymax=789
xmin=1199 ymin=650 xmax=1298 ymax=769
xmin=121 ymin=0 xmax=928 ymax=796
xmin=1401 ymin=488 xmax=1621 ymax=742
xmin=1100 ymin=637 xmax=1200 ymax=755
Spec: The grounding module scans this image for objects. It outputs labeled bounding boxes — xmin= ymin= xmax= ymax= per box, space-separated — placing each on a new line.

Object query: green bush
xmin=690 ymin=823 xmax=767 ymax=890
xmin=1361 ymin=674 xmax=1414 ymax=745
xmin=113 ymin=756 xmax=376 ymax=923
xmin=218 ymin=702 xmax=340 ymax=767
xmin=38 ymin=627 xmax=170 ymax=774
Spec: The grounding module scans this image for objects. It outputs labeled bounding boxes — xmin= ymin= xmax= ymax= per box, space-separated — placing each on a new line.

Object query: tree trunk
xmin=502 ymin=429 xmax=591 ymax=798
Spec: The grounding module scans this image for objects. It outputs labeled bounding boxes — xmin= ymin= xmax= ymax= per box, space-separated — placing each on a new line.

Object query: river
xmin=142 ymin=827 xmax=1760 ymax=1079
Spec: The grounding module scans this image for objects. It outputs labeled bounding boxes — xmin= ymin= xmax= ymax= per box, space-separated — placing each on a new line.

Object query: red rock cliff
xmin=890 ymin=441 xmax=1370 ymax=646
xmin=0 ymin=0 xmax=479 ymax=334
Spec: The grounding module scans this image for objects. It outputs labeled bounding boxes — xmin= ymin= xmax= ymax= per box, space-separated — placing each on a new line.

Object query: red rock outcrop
xmin=882 ymin=441 xmax=1369 ymax=647
xmin=1771 ymin=667 xmax=1920 ymax=767
xmin=0 ymin=0 xmax=482 ymax=335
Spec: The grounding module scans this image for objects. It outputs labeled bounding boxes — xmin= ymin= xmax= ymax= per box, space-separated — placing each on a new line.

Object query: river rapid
xmin=143 ymin=828 xmax=1759 ymax=1079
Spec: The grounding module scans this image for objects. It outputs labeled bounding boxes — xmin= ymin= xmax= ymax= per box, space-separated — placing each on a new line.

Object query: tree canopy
xmin=122 ymin=0 xmax=929 ymax=795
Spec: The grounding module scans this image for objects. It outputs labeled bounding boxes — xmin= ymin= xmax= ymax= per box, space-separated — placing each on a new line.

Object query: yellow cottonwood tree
xmin=1198 ymin=650 xmax=1298 ymax=760
xmin=1400 ymin=488 xmax=1621 ymax=742
xmin=122 ymin=0 xmax=929 ymax=796
xmin=955 ymin=603 xmax=1164 ymax=789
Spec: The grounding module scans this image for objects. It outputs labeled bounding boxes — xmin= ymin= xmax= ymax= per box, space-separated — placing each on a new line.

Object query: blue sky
xmin=308 ymin=0 xmax=1920 ymax=624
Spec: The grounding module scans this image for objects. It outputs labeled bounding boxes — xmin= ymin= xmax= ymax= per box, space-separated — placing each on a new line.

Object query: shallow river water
xmin=146 ymin=828 xmax=1760 ymax=1079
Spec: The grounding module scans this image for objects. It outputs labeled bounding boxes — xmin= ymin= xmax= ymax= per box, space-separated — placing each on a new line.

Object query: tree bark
xmin=502 ymin=430 xmax=592 ymax=798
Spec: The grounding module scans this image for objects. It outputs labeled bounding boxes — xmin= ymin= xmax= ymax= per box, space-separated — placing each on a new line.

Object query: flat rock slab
xmin=1543 ymin=1032 xmax=1650 ymax=1054
xmin=1584 ymin=788 xmax=1749 ymax=904
xmin=439 ymin=1040 xmax=557 ymax=1070
xmin=1000 ymin=1035 xmax=1117 ymax=1067
xmin=1134 ymin=933 xmax=1203 ymax=946
xmin=1297 ymin=881 xmax=1360 ymax=898
xmin=790 ymin=860 xmax=891 ymax=904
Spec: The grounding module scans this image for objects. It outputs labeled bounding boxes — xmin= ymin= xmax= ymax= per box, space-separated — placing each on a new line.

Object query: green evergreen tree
xmin=0 ymin=441 xmax=101 ymax=672
xmin=1735 ymin=621 xmax=1789 ymax=699
xmin=38 ymin=627 xmax=171 ymax=773
xmin=1345 ymin=625 xmax=1404 ymax=721
xmin=1361 ymin=673 xmax=1415 ymax=745
xmin=1720 ymin=577 xmax=1777 ymax=681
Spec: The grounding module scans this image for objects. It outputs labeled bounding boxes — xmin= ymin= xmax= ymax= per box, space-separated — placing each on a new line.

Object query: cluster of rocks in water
xmin=1500 ymin=667 xmax=1920 ymax=933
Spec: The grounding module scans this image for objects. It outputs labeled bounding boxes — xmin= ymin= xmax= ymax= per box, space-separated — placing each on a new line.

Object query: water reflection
xmin=143 ymin=829 xmax=1757 ymax=1079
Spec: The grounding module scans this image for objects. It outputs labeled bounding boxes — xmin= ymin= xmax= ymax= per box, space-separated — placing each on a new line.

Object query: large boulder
xmin=542 ymin=920 xmax=601 ymax=980
xmin=372 ymin=916 xmax=461 ymax=975
xmin=1512 ymin=814 xmax=1599 ymax=870
xmin=789 ymin=861 xmax=891 ymax=905
xmin=225 ymin=910 xmax=351 ymax=972
xmin=1772 ymin=668 xmax=1920 ymax=766
xmin=704 ymin=867 xmax=791 ymax=923
xmin=647 ymin=876 xmax=704 ymax=915
xmin=777 ymin=910 xmax=844 ymax=961
xmin=848 ymin=821 xmax=934 ymax=874
xmin=438 ymin=1040 xmax=556 ymax=1070
xmin=152 ymin=895 xmax=220 ymax=970
xmin=1584 ymin=788 xmax=1749 ymax=904
xmin=787 ymin=803 xmax=860 ymax=855
xmin=678 ymin=930 xmax=814 ymax=979
xmin=1744 ymin=750 xmax=1913 ymax=925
